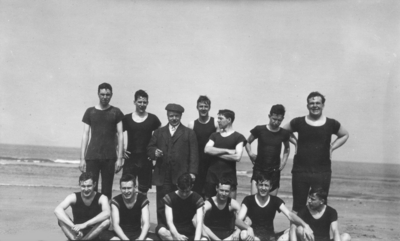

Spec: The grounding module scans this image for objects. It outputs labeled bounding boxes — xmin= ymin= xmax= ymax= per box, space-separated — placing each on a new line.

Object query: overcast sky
xmin=1 ymin=0 xmax=399 ymax=164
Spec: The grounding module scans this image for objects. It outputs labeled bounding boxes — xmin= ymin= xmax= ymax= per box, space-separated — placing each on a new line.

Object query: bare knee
xmin=157 ymin=227 xmax=171 ymax=240
xmin=341 ymin=233 xmax=351 ymax=241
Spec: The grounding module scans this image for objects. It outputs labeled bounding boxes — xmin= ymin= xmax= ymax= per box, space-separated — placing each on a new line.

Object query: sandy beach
xmin=1 ymin=161 xmax=399 ymax=241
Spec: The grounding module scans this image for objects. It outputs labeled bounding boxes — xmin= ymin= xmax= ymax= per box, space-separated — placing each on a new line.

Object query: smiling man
xmin=54 ymin=172 xmax=110 ymax=240
xmin=147 ymin=103 xmax=199 ymax=223
xmin=245 ymin=104 xmax=291 ymax=196
xmin=200 ymin=178 xmax=248 ymax=241
xmin=80 ymin=83 xmax=124 ymax=200
xmin=122 ymin=90 xmax=161 ymax=195
xmin=238 ymin=173 xmax=313 ymax=241
xmin=188 ymin=95 xmax=219 ymax=197
xmin=283 ymin=92 xmax=349 ymax=213
xmin=102 ymin=174 xmax=152 ymax=240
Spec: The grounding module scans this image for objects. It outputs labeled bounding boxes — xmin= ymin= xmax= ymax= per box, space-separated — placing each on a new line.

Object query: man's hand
xmin=230 ymin=230 xmax=240 ymax=241
xmin=75 ymin=231 xmax=83 ymax=240
xmin=279 ymin=164 xmax=286 ymax=171
xmin=190 ymin=173 xmax=196 ymax=182
xmin=79 ymin=159 xmax=86 ymax=172
xmin=155 ymin=149 xmax=163 ymax=158
xmin=249 ymin=153 xmax=257 ymax=164
xmin=303 ymin=225 xmax=314 ymax=241
xmin=329 ymin=145 xmax=333 ymax=159
xmin=124 ymin=149 xmax=131 ymax=159
xmin=115 ymin=158 xmax=123 ymax=173
xmin=173 ymin=233 xmax=188 ymax=241
xmin=246 ymin=227 xmax=255 ymax=241
xmin=72 ymin=223 xmax=87 ymax=232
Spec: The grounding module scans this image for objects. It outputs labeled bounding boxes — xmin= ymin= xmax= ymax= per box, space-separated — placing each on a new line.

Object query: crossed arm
xmin=205 ymin=140 xmax=244 ymax=162
xmin=54 ymin=194 xmax=110 ymax=232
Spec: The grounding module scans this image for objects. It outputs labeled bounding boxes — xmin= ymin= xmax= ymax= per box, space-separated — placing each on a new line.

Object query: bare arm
xmin=218 ymin=142 xmax=244 ymax=162
xmin=279 ymin=140 xmax=290 ymax=171
xmin=137 ymin=204 xmax=151 ymax=240
xmin=204 ymin=140 xmax=234 ymax=156
xmin=115 ymin=121 xmax=124 ymax=173
xmin=280 ymin=204 xmax=314 ymax=241
xmin=111 ymin=204 xmax=130 ymax=240
xmin=54 ymin=194 xmax=77 ymax=228
xmin=79 ymin=124 xmax=90 ymax=172
xmin=194 ymin=206 xmax=204 ymax=240
xmin=188 ymin=120 xmax=195 ymax=130
xmin=330 ymin=221 xmax=341 ymax=241
xmin=330 ymin=125 xmax=349 ymax=158
xmin=198 ymin=201 xmax=220 ymax=240
xmin=245 ymin=134 xmax=257 ymax=165
xmin=165 ymin=205 xmax=186 ymax=240
xmin=76 ymin=195 xmax=110 ymax=230
xmin=237 ymin=204 xmax=255 ymax=241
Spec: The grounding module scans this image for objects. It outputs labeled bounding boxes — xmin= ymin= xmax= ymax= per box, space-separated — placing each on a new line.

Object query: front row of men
xmin=55 ymin=172 xmax=350 ymax=241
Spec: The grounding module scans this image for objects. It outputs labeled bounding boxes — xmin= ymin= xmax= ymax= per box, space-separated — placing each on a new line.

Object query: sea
xmin=1 ymin=143 xmax=399 ymax=202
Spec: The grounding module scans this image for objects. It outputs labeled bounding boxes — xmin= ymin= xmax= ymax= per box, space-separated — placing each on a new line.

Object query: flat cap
xmin=165 ymin=103 xmax=185 ymax=113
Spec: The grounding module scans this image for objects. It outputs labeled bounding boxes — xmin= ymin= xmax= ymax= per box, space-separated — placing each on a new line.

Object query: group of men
xmin=55 ymin=82 xmax=351 ymax=241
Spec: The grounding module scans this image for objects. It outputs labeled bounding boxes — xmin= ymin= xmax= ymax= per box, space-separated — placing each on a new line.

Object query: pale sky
xmin=1 ymin=0 xmax=399 ymax=164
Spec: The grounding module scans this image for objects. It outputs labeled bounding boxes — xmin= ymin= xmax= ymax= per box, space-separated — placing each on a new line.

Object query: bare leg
xmin=58 ymin=220 xmax=81 ymax=240
xmin=82 ymin=219 xmax=110 ymax=240
xmin=157 ymin=227 xmax=174 ymax=241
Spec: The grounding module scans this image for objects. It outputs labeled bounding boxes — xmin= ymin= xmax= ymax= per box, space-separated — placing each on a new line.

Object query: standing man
xmin=54 ymin=172 xmax=110 ymax=240
xmin=147 ymin=103 xmax=199 ymax=223
xmin=245 ymin=104 xmax=290 ymax=196
xmin=122 ymin=89 xmax=161 ymax=195
xmin=204 ymin=109 xmax=246 ymax=199
xmin=80 ymin=83 xmax=124 ymax=200
xmin=188 ymin=95 xmax=218 ymax=196
xmin=283 ymin=92 xmax=349 ymax=213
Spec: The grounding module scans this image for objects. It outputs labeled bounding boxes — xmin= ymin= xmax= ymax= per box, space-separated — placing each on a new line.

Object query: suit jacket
xmin=147 ymin=124 xmax=199 ymax=186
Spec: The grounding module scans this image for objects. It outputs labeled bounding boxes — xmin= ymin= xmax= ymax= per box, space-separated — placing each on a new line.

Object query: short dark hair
xmin=120 ymin=174 xmax=136 ymax=186
xmin=254 ymin=172 xmax=272 ymax=184
xmin=218 ymin=109 xmax=235 ymax=123
xmin=177 ymin=173 xmax=194 ymax=190
xmin=197 ymin=95 xmax=211 ymax=107
xmin=98 ymin=83 xmax=112 ymax=93
xmin=218 ymin=177 xmax=233 ymax=187
xmin=307 ymin=91 xmax=325 ymax=104
xmin=309 ymin=187 xmax=328 ymax=204
xmin=134 ymin=89 xmax=149 ymax=101
xmin=270 ymin=104 xmax=286 ymax=116
xmin=79 ymin=172 xmax=94 ymax=185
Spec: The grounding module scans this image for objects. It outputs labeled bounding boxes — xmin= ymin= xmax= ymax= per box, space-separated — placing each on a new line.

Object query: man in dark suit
xmin=147 ymin=103 xmax=199 ymax=223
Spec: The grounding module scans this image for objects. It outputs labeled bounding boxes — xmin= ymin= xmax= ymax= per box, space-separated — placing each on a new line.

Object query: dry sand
xmin=0 ymin=162 xmax=399 ymax=240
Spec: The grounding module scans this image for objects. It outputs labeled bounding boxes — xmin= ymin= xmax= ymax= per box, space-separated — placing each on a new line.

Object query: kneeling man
xmin=238 ymin=173 xmax=313 ymax=241
xmin=54 ymin=172 xmax=110 ymax=240
xmin=291 ymin=187 xmax=351 ymax=241
xmin=156 ymin=173 xmax=205 ymax=241
xmin=102 ymin=174 xmax=152 ymax=240
xmin=200 ymin=178 xmax=247 ymax=240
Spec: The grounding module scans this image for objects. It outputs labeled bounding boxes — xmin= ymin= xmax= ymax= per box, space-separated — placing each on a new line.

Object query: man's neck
xmin=255 ymin=193 xmax=270 ymax=205
xmin=135 ymin=109 xmax=147 ymax=117
xmin=267 ymin=124 xmax=280 ymax=132
xmin=81 ymin=191 xmax=96 ymax=201
xmin=123 ymin=193 xmax=137 ymax=205
xmin=308 ymin=204 xmax=326 ymax=215
xmin=96 ymin=104 xmax=111 ymax=110
xmin=215 ymin=196 xmax=228 ymax=207
xmin=307 ymin=113 xmax=324 ymax=121
xmin=220 ymin=125 xmax=233 ymax=134
xmin=198 ymin=115 xmax=210 ymax=124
